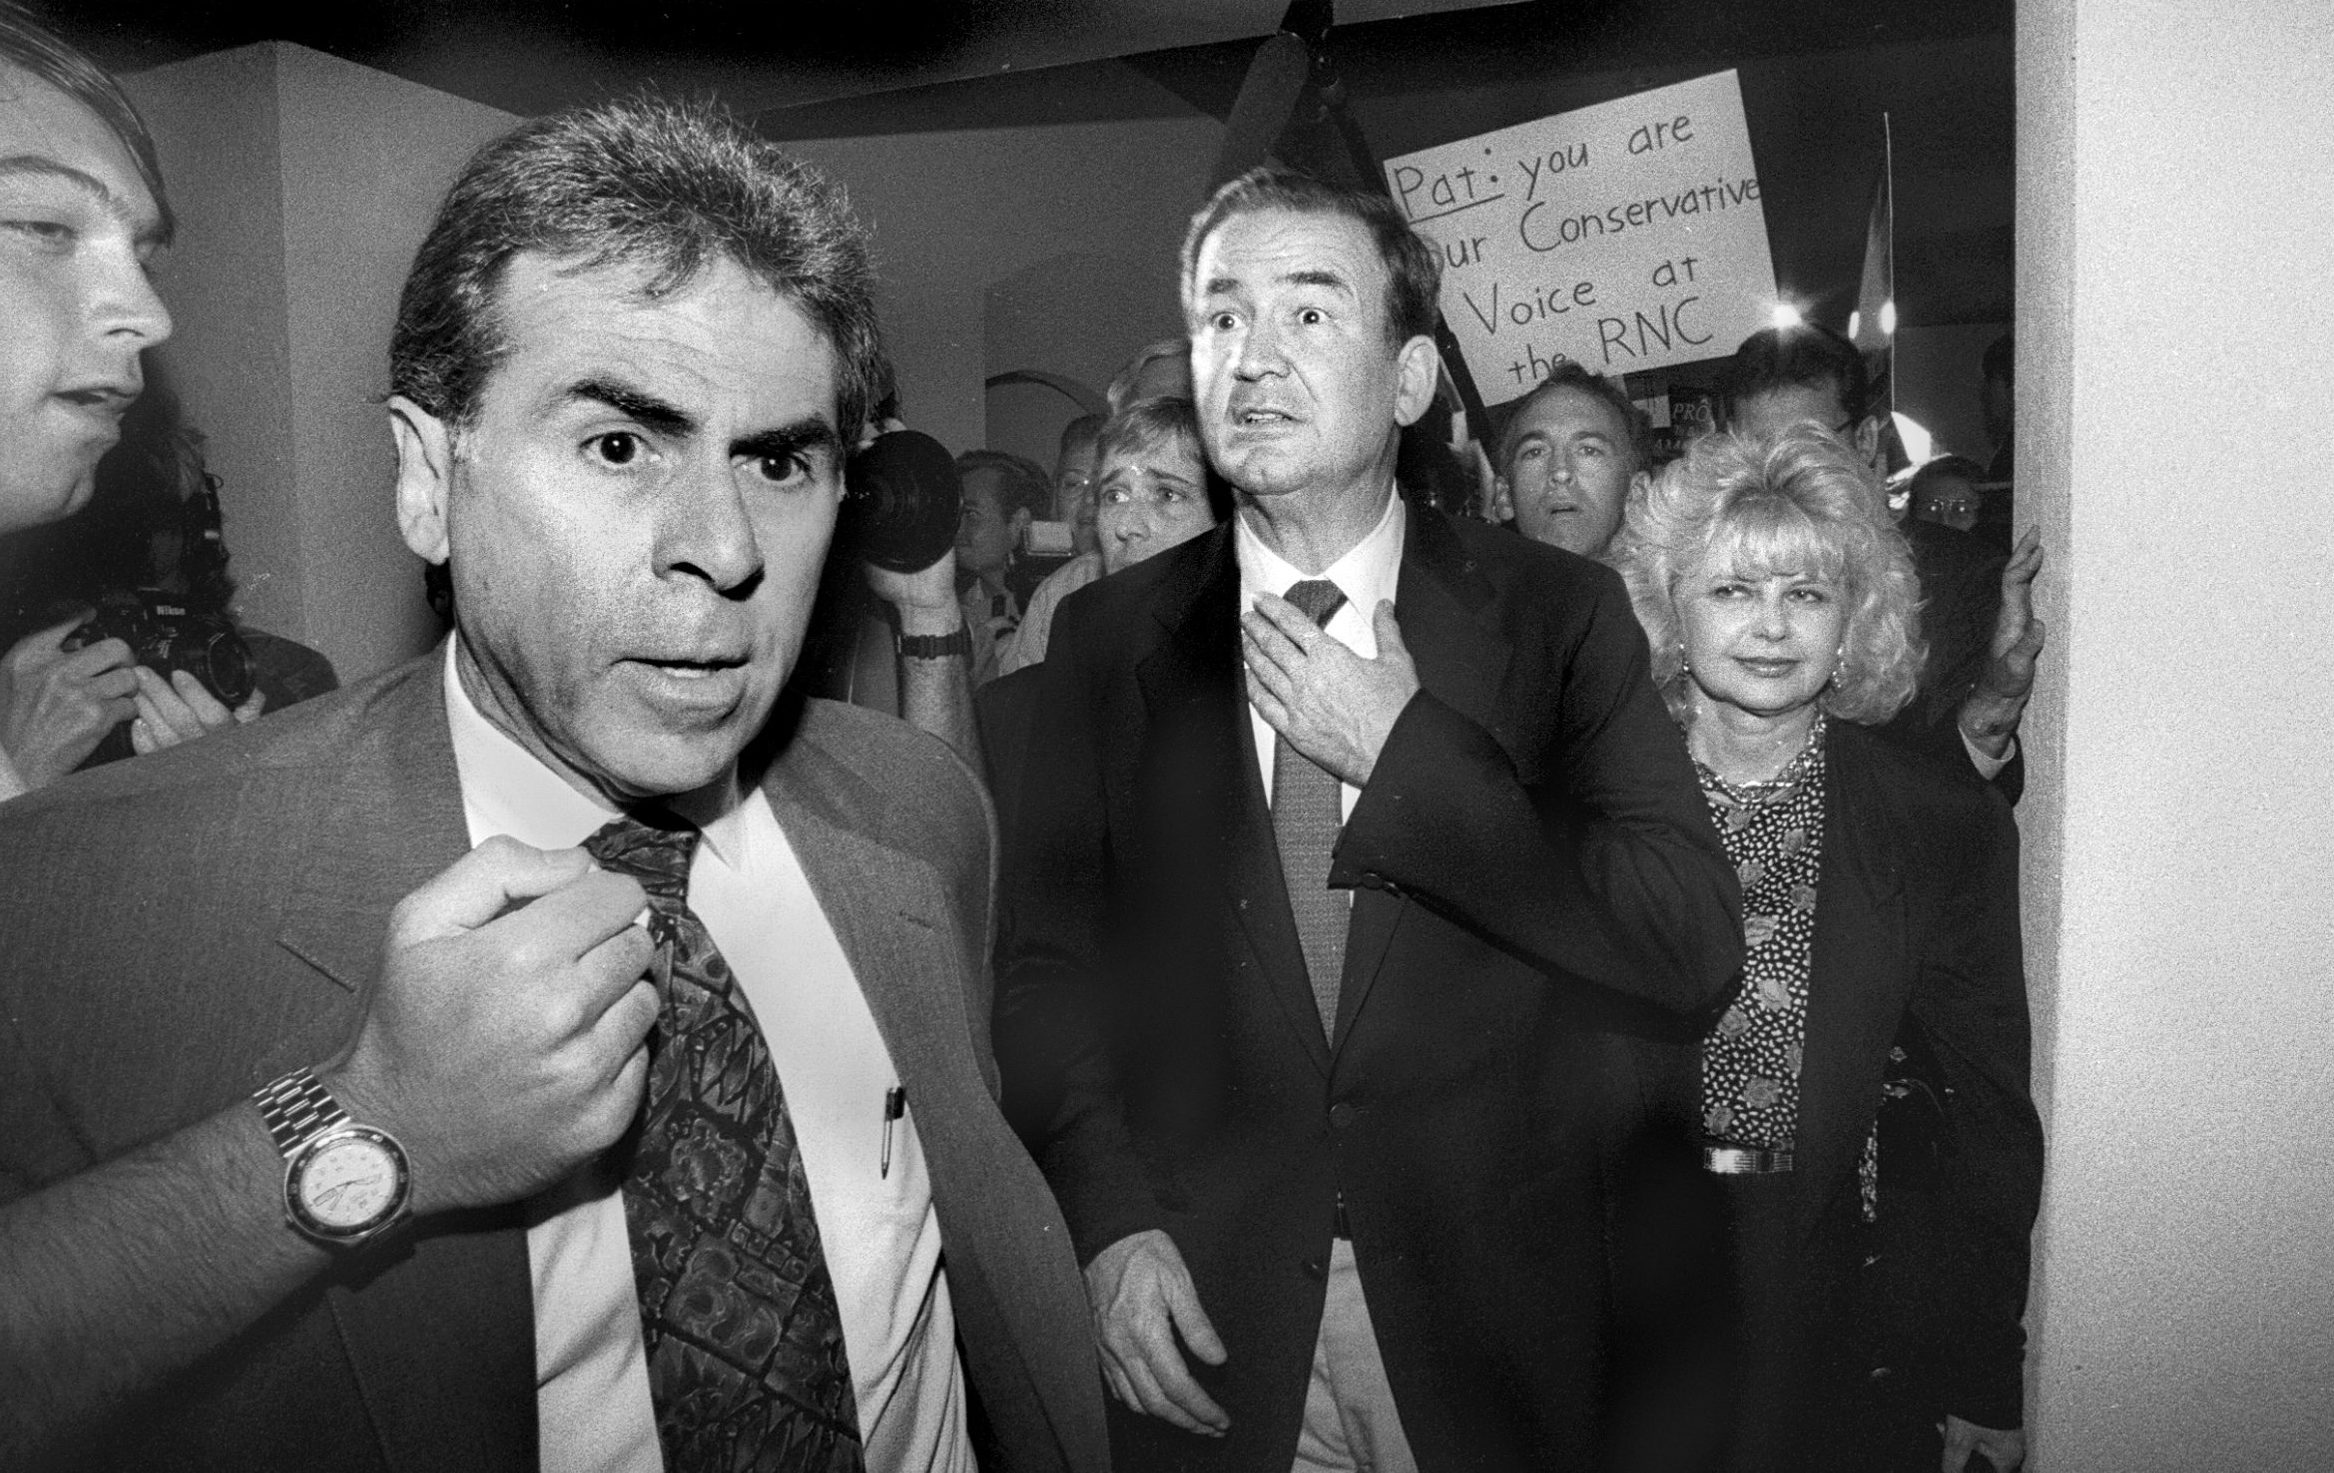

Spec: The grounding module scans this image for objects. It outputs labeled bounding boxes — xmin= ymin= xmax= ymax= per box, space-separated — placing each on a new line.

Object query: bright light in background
xmin=1882 ymin=413 xmax=1934 ymax=516
xmin=1771 ymin=302 xmax=1805 ymax=330
xmin=1879 ymin=300 xmax=1898 ymax=336
xmin=1893 ymin=411 xmax=1933 ymax=465
xmin=1847 ymin=310 xmax=1862 ymax=339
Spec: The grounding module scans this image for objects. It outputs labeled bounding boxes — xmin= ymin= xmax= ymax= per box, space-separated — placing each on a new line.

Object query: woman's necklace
xmin=1693 ymin=711 xmax=1826 ymax=804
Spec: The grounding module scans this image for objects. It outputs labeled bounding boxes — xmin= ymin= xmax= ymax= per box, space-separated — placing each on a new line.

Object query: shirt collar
xmin=441 ymin=640 xmax=750 ymax=869
xmin=1234 ymin=482 xmax=1407 ymax=616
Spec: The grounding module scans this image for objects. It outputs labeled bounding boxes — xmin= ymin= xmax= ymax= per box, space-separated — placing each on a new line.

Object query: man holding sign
xmin=1001 ymin=167 xmax=1741 ymax=1472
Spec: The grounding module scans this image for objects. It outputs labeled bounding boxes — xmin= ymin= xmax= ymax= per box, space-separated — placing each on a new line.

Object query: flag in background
xmin=1847 ymin=113 xmax=1895 ymax=424
xmin=1848 ymin=121 xmax=1893 ymax=349
xmin=1848 ymin=113 xmax=1904 ymax=476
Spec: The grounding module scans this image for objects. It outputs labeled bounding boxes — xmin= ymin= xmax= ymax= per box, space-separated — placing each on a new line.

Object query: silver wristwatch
xmin=253 ymin=1067 xmax=412 ymax=1245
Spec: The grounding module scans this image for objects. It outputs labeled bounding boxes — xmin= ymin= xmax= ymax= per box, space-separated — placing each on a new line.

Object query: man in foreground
xmin=0 ymin=97 xmax=1102 ymax=1472
xmin=1001 ymin=167 xmax=1740 ymax=1471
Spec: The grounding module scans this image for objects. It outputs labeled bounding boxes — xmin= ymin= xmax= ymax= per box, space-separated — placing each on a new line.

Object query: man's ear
xmin=389 ymin=395 xmax=455 ymax=564
xmin=1851 ymin=413 xmax=1883 ymax=467
xmin=1391 ymin=334 xmax=1442 ymax=428
xmin=1629 ymin=468 xmax=1653 ymax=502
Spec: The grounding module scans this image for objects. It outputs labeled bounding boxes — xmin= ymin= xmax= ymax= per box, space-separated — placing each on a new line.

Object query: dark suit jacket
xmin=0 ymin=653 xmax=1108 ymax=1473
xmin=974 ymin=662 xmax=1048 ymax=853
xmin=1883 ymin=518 xmax=2023 ymax=803
xmin=999 ymin=505 xmax=1743 ymax=1471
xmin=1721 ymin=722 xmax=2041 ymax=1470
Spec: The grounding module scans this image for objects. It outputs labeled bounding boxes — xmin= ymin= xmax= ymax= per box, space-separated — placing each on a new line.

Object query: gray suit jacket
xmin=0 ymin=652 xmax=1107 ymax=1472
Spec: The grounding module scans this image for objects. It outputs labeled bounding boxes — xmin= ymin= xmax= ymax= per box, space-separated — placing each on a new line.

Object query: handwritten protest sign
xmin=1383 ymin=71 xmax=1777 ymax=402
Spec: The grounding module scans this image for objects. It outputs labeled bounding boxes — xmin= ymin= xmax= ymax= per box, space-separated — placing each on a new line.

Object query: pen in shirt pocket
xmin=879 ymin=1085 xmax=907 ymax=1178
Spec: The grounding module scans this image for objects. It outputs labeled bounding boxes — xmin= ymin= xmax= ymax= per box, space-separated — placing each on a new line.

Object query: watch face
xmin=292 ymin=1128 xmax=409 ymax=1237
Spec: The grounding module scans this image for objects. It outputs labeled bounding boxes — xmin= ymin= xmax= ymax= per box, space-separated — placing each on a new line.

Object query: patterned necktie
xmin=584 ymin=813 xmax=862 ymax=1473
xmin=1271 ymin=578 xmax=1350 ymax=1039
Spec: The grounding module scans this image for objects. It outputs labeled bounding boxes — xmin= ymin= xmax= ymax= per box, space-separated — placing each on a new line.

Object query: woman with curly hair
xmin=1607 ymin=425 xmax=2042 ymax=1473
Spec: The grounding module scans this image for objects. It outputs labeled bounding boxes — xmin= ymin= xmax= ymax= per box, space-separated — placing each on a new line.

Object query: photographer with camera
xmin=6 ymin=593 xmax=263 ymax=772
xmin=0 ymin=9 xmax=183 ymax=799
xmin=2 ymin=382 xmax=322 ymax=780
xmin=852 ymin=403 xmax=983 ymax=765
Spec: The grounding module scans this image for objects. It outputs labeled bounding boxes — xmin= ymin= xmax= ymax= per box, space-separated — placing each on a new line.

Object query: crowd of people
xmin=0 ymin=8 xmax=2044 ymax=1472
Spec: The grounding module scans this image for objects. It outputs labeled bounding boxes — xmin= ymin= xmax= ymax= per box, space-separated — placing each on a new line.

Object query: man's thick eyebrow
xmin=0 ymin=155 xmax=166 ymax=247
xmin=1199 ymin=267 xmax=1358 ymax=301
xmin=566 ymin=379 xmax=694 ymax=436
xmin=1284 ymin=268 xmax=1357 ymax=297
xmin=735 ymin=418 xmax=843 ymax=464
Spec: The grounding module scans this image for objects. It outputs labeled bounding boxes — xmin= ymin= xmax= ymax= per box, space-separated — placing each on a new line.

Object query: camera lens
xmin=840 ymin=430 xmax=963 ymax=573
xmin=197 ymin=630 xmax=255 ymax=706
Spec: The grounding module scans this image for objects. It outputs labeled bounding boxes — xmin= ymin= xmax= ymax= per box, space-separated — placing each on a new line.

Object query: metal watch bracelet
xmin=896 ymin=625 xmax=971 ymax=660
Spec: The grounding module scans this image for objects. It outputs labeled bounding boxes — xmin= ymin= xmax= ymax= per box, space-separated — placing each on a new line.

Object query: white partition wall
xmin=125 ymin=45 xmax=517 ymax=682
xmin=2021 ymin=1 xmax=2334 ymax=1465
xmin=779 ymin=73 xmax=1219 ymax=457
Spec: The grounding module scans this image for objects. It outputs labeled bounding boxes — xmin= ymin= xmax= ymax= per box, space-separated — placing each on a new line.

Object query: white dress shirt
xmin=440 ymin=648 xmax=972 ymax=1473
xmin=1234 ymin=484 xmax=1408 ymax=821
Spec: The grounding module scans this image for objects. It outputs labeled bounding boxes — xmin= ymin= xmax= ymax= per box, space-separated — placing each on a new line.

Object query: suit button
xmin=1302 ymin=1259 xmax=1325 ymax=1281
xmin=1329 ymin=1102 xmax=1356 ymax=1130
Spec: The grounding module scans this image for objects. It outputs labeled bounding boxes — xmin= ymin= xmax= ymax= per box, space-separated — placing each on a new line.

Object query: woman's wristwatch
xmin=252 ymin=1067 xmax=412 ymax=1246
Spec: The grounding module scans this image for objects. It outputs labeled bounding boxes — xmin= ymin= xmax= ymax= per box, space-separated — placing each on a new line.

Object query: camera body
xmin=69 ymin=589 xmax=255 ymax=708
xmin=1021 ymin=518 xmax=1075 ymax=558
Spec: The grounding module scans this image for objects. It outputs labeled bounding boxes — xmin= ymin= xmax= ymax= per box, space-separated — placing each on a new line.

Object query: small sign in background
xmin=1384 ymin=70 xmax=1779 ymax=404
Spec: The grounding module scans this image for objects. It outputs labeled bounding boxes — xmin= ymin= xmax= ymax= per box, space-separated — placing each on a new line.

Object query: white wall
xmin=121 ymin=49 xmax=296 ymax=647
xmin=126 ymin=45 xmax=516 ymax=682
xmin=781 ymin=80 xmax=1217 ymax=456
xmin=274 ymin=48 xmax=519 ymax=683
xmin=2022 ymin=1 xmax=2334 ymax=1465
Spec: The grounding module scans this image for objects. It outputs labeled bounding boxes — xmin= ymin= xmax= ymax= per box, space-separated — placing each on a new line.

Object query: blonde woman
xmin=1609 ymin=426 xmax=2041 ymax=1473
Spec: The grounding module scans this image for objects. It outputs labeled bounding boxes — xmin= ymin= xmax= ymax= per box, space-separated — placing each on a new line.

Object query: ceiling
xmin=737 ymin=1 xmax=2016 ymax=332
xmin=47 ymin=1 xmax=2008 ymax=126
xmin=44 ymin=0 xmax=1526 ymax=118
xmin=40 ymin=0 xmax=2015 ymax=329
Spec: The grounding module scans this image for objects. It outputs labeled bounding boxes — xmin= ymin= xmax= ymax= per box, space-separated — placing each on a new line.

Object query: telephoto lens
xmin=840 ymin=430 xmax=962 ymax=574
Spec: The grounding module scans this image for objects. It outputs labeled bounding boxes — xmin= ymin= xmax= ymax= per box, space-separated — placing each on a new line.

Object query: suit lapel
xmin=760 ymin=727 xmax=1087 ymax=1468
xmin=1136 ymin=526 xmax=1332 ymax=1078
xmin=760 ymin=742 xmax=983 ymax=1096
xmin=1385 ymin=504 xmax=1510 ymax=736
xmin=270 ymin=655 xmax=539 ymax=1468
xmin=1792 ymin=728 xmax=1911 ymax=1242
xmin=1333 ymin=505 xmax=1512 ymax=1046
